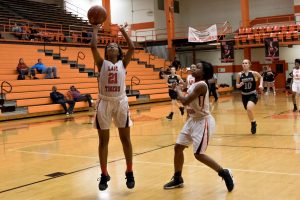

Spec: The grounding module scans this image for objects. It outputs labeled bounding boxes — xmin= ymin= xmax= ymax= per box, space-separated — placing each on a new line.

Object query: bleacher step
xmin=126 ymin=90 xmax=140 ymax=97
xmin=52 ymin=53 xmax=61 ymax=60
xmin=61 ymin=57 xmax=69 ymax=64
xmin=0 ymin=100 xmax=16 ymax=112
xmin=146 ymin=64 xmax=154 ymax=68
xmin=0 ymin=107 xmax=27 ymax=116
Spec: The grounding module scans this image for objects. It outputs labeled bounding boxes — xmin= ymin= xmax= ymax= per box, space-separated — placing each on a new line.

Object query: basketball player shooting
xmin=91 ymin=22 xmax=135 ymax=191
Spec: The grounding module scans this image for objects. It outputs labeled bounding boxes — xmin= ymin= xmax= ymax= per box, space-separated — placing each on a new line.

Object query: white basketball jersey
xmin=99 ymin=60 xmax=126 ymax=98
xmin=186 ymin=74 xmax=195 ymax=88
xmin=293 ymin=68 xmax=300 ymax=83
xmin=186 ymin=81 xmax=210 ymax=118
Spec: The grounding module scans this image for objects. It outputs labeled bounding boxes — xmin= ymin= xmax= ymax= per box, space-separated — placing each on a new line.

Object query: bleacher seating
xmin=0 ymin=44 xmax=171 ymax=118
xmin=0 ymin=0 xmax=88 ymax=30
xmin=235 ymin=24 xmax=300 ymax=45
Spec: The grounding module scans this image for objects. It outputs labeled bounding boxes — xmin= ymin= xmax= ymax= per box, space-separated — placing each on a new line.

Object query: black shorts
xmin=169 ymin=89 xmax=177 ymax=100
xmin=242 ymin=93 xmax=258 ymax=110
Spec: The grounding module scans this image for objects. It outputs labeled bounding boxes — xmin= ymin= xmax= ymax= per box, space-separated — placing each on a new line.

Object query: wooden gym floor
xmin=0 ymin=93 xmax=300 ymax=200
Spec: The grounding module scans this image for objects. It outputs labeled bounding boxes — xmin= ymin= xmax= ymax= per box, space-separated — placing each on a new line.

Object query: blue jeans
xmin=42 ymin=67 xmax=57 ymax=79
xmin=18 ymin=68 xmax=36 ymax=76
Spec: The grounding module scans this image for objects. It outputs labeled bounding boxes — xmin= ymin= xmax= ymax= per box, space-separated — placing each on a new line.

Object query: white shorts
xmin=94 ymin=97 xmax=133 ymax=130
xmin=176 ymin=115 xmax=215 ymax=154
xmin=292 ymin=82 xmax=300 ymax=93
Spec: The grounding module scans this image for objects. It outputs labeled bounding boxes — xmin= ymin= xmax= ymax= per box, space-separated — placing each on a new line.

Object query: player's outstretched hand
xmin=119 ymin=22 xmax=128 ymax=31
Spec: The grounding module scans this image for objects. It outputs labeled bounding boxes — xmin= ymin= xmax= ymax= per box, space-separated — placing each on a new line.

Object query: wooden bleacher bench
xmin=217 ymin=86 xmax=234 ymax=94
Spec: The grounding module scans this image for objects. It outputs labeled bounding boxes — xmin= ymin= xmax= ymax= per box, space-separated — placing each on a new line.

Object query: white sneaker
xmin=66 ymin=112 xmax=69 ymax=115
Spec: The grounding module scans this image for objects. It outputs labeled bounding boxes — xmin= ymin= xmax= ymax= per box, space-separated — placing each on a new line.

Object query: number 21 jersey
xmin=99 ymin=60 xmax=126 ymax=98
xmin=240 ymin=71 xmax=256 ymax=95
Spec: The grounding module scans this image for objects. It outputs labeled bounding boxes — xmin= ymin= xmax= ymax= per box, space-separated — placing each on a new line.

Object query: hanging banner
xmin=264 ymin=37 xmax=279 ymax=61
xmin=221 ymin=40 xmax=235 ymax=63
xmin=188 ymin=25 xmax=218 ymax=43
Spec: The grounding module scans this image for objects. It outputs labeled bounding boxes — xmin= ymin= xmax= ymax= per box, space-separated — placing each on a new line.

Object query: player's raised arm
xmin=120 ymin=24 xmax=135 ymax=68
xmin=91 ymin=25 xmax=104 ymax=72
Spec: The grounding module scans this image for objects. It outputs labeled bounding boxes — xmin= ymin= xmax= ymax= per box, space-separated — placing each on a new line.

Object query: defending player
xmin=163 ymin=61 xmax=234 ymax=192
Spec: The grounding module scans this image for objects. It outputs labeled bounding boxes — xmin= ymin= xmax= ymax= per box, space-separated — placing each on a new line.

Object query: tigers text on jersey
xmin=99 ymin=60 xmax=126 ymax=98
xmin=186 ymin=74 xmax=195 ymax=88
xmin=186 ymin=81 xmax=210 ymax=118
xmin=293 ymin=68 xmax=300 ymax=83
xmin=240 ymin=71 xmax=256 ymax=95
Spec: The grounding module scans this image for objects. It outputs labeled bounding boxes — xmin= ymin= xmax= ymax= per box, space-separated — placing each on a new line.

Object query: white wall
xmin=154 ymin=0 xmax=294 ymax=33
xmin=180 ymin=45 xmax=300 ymax=86
xmin=65 ymin=0 xmax=154 ymax=25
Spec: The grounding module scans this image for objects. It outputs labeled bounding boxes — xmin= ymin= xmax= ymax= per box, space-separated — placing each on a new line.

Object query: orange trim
xmin=250 ymin=14 xmax=295 ymax=26
xmin=295 ymin=5 xmax=300 ymax=13
xmin=131 ymin=22 xmax=154 ymax=30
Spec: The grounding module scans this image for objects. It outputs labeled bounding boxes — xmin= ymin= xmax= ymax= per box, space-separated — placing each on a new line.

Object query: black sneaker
xmin=166 ymin=112 xmax=173 ymax=120
xmin=163 ymin=176 xmax=184 ymax=189
xmin=98 ymin=174 xmax=111 ymax=191
xmin=251 ymin=121 xmax=257 ymax=134
xmin=125 ymin=171 xmax=135 ymax=189
xmin=218 ymin=169 xmax=234 ymax=192
xmin=179 ymin=107 xmax=184 ymax=116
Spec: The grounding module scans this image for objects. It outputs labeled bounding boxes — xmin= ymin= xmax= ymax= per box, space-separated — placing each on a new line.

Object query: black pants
xmin=55 ymin=99 xmax=75 ymax=113
xmin=74 ymin=94 xmax=92 ymax=107
xmin=209 ymin=83 xmax=218 ymax=100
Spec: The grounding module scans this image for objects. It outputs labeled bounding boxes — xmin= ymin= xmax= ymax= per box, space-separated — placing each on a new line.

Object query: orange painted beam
xmin=240 ymin=0 xmax=251 ymax=60
xmin=102 ymin=0 xmax=111 ymax=30
xmin=240 ymin=0 xmax=250 ymax=28
xmin=164 ymin=0 xmax=175 ymax=60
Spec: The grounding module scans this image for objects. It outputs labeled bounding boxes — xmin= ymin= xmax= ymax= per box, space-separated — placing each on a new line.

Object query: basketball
xmin=87 ymin=5 xmax=107 ymax=25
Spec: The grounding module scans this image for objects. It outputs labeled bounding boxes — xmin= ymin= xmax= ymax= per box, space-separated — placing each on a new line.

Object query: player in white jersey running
xmin=292 ymin=59 xmax=300 ymax=112
xmin=186 ymin=64 xmax=196 ymax=89
xmin=163 ymin=61 xmax=234 ymax=192
xmin=91 ymin=23 xmax=135 ymax=191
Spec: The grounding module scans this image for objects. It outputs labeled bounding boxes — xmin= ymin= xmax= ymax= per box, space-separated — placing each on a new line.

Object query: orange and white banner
xmin=188 ymin=25 xmax=218 ymax=43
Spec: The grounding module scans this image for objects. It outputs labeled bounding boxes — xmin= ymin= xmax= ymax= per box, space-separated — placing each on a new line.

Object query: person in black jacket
xmin=50 ymin=86 xmax=75 ymax=115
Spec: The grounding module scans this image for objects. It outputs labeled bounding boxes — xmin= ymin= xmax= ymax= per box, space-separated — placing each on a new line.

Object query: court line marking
xmin=134 ymin=161 xmax=300 ymax=177
xmin=0 ymin=144 xmax=174 ymax=194
xmin=13 ymin=150 xmax=98 ymax=159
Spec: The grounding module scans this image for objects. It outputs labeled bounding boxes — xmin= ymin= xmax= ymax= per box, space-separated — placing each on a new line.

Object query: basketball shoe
xmin=163 ymin=175 xmax=184 ymax=189
xmin=98 ymin=174 xmax=110 ymax=191
xmin=218 ymin=169 xmax=234 ymax=192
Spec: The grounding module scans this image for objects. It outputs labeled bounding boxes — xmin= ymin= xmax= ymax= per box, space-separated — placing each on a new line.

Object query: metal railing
xmin=130 ymin=76 xmax=140 ymax=95
xmin=0 ymin=81 xmax=12 ymax=105
xmin=76 ymin=51 xmax=86 ymax=66
xmin=64 ymin=0 xmax=87 ymax=20
xmin=59 ymin=46 xmax=67 ymax=56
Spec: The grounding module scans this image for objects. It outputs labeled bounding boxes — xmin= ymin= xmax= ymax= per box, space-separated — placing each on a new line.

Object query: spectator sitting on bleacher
xmin=16 ymin=58 xmax=38 ymax=80
xmin=50 ymin=86 xmax=75 ymax=115
xmin=68 ymin=85 xmax=93 ymax=107
xmin=31 ymin=58 xmax=59 ymax=79
xmin=12 ymin=23 xmax=23 ymax=40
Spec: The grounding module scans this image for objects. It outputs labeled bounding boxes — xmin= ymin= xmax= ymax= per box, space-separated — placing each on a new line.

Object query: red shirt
xmin=17 ymin=63 xmax=29 ymax=71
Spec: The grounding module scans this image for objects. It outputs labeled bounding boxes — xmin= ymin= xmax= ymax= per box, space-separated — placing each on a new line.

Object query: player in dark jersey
xmin=166 ymin=66 xmax=184 ymax=120
xmin=236 ymin=59 xmax=263 ymax=134
xmin=265 ymin=67 xmax=276 ymax=95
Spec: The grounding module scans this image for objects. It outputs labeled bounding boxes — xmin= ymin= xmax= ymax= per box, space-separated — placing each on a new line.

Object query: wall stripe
xmin=131 ymin=22 xmax=154 ymax=30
